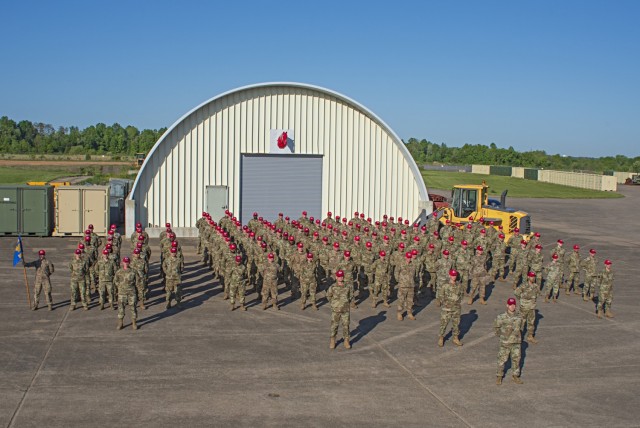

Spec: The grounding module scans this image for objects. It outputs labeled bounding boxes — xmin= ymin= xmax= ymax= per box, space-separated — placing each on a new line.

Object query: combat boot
xmin=140 ymin=301 xmax=146 ymax=310
xmin=262 ymin=301 xmax=268 ymax=310
xmin=496 ymin=376 xmax=502 ymax=385
xmin=329 ymin=336 xmax=336 ymax=350
xmin=407 ymin=312 xmax=416 ymax=320
xmin=70 ymin=303 xmax=76 ymax=311
xmin=605 ymin=310 xmax=615 ymax=318
xmin=312 ymin=303 xmax=318 ymax=310
xmin=83 ymin=306 xmax=89 ymax=311
xmin=552 ymin=297 xmax=558 ymax=303
xmin=300 ymin=302 xmax=306 ymax=310
xmin=48 ymin=303 xmax=52 ymax=311
xmin=383 ymin=300 xmax=390 ymax=308
xmin=479 ymin=298 xmax=487 ymax=305
xmin=344 ymin=338 xmax=351 ymax=349
xmin=32 ymin=304 xmax=38 ymax=311
xmin=230 ymin=303 xmax=235 ymax=311
xmin=498 ymin=277 xmax=506 ymax=282
xmin=512 ymin=375 xmax=523 ymax=384
xmin=241 ymin=304 xmax=247 ymax=311
xmin=117 ymin=319 xmax=123 ymax=330
xmin=597 ymin=309 xmax=602 ymax=319
xmin=453 ymin=336 xmax=463 ymax=346
xmin=223 ymin=292 xmax=229 ymax=300
xmin=527 ymin=335 xmax=538 ymax=344
xmin=467 ymin=296 xmax=473 ymax=305
xmin=132 ymin=319 xmax=138 ymax=330
xmin=100 ymin=303 xmax=104 ymax=310
xmin=438 ymin=336 xmax=444 ymax=347
xmin=166 ymin=301 xmax=171 ymax=309
xmin=371 ymin=299 xmax=377 ymax=309
xmin=544 ymin=297 xmax=549 ymax=303
xmin=274 ymin=300 xmax=280 ymax=310
xmin=397 ymin=311 xmax=403 ymax=321
xmin=435 ymin=299 xmax=441 ymax=307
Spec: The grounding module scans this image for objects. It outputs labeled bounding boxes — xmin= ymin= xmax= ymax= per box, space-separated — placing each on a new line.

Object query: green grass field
xmin=0 ymin=166 xmax=73 ymax=184
xmin=422 ymin=170 xmax=623 ymax=199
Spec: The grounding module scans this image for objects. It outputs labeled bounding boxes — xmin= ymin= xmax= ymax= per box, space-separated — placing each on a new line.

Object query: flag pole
xmin=22 ymin=261 xmax=31 ymax=309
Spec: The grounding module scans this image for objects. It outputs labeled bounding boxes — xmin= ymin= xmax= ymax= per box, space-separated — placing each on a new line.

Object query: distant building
xmin=127 ymin=82 xmax=430 ymax=236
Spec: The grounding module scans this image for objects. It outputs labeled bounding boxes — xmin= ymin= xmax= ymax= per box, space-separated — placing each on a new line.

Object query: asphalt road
xmin=1 ymin=186 xmax=638 ymax=427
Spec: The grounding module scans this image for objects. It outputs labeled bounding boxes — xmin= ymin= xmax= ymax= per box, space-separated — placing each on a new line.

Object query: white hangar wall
xmin=127 ymin=82 xmax=430 ymax=237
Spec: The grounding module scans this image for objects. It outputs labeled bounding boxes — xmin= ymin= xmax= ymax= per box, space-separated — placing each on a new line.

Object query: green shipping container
xmin=0 ymin=185 xmax=54 ymax=236
xmin=524 ymin=168 xmax=539 ymax=180
xmin=490 ymin=165 xmax=513 ymax=176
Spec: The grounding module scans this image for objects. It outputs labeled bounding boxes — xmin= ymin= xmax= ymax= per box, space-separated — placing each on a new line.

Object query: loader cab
xmin=450 ymin=185 xmax=486 ymax=219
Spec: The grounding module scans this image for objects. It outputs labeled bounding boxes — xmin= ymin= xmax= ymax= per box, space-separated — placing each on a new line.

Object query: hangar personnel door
xmin=206 ymin=186 xmax=228 ymax=222
xmin=240 ymin=155 xmax=322 ymax=224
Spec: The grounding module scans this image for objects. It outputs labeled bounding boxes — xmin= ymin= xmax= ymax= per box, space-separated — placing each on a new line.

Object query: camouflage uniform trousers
xmin=497 ymin=343 xmax=521 ymax=377
xmin=330 ymin=309 xmax=350 ymax=339
xmin=300 ymin=277 xmax=317 ymax=304
xmin=84 ymin=273 xmax=93 ymax=300
xmin=70 ymin=279 xmax=88 ymax=308
xmin=34 ymin=276 xmax=52 ymax=307
xmin=458 ymin=270 xmax=470 ymax=293
xmin=543 ymin=277 xmax=561 ymax=299
xmin=519 ymin=307 xmax=536 ymax=336
xmin=136 ymin=277 xmax=148 ymax=302
xmin=596 ymin=291 xmax=612 ymax=313
xmin=439 ymin=307 xmax=461 ymax=337
xmin=117 ymin=291 xmax=137 ymax=321
xmin=261 ymin=280 xmax=278 ymax=306
xmin=424 ymin=271 xmax=437 ymax=292
xmin=229 ymin=280 xmax=246 ymax=306
xmin=165 ymin=279 xmax=182 ymax=305
xmin=469 ymin=275 xmax=488 ymax=299
xmin=512 ymin=265 xmax=529 ymax=289
xmin=397 ymin=286 xmax=415 ymax=313
xmin=566 ymin=271 xmax=581 ymax=294
xmin=98 ymin=280 xmax=115 ymax=306
xmin=490 ymin=257 xmax=506 ymax=279
xmin=371 ymin=275 xmax=389 ymax=302
xmin=583 ymin=275 xmax=596 ymax=299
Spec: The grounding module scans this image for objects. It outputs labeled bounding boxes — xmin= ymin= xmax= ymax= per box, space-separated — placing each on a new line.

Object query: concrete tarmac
xmin=1 ymin=186 xmax=639 ymax=427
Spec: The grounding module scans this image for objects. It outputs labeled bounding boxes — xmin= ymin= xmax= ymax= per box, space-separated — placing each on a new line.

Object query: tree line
xmin=0 ymin=116 xmax=166 ymax=156
xmin=404 ymin=138 xmax=640 ymax=173
xmin=0 ymin=116 xmax=637 ymax=173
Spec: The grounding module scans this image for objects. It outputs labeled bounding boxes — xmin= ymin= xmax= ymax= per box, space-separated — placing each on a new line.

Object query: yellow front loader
xmin=436 ymin=183 xmax=532 ymax=242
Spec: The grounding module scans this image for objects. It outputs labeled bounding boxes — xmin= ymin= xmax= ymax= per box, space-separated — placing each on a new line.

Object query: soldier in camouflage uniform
xmin=507 ymin=227 xmax=522 ymax=273
xmin=327 ymin=270 xmax=353 ymax=350
xmin=514 ymin=272 xmax=540 ymax=344
xmin=468 ymin=246 xmax=490 ymax=305
xmin=261 ymin=253 xmax=280 ymax=310
xmin=494 ymin=297 xmax=524 ymax=385
xmin=371 ymin=250 xmax=390 ymax=308
xmin=511 ymin=240 xmax=529 ymax=290
xmin=163 ymin=247 xmax=183 ymax=309
xmin=26 ymin=249 xmax=55 ymax=311
xmin=97 ymin=249 xmax=117 ymax=310
xmin=435 ymin=249 xmax=454 ymax=307
xmin=566 ymin=245 xmax=582 ymax=295
xmin=543 ymin=253 xmax=562 ymax=303
xmin=229 ymin=255 xmax=248 ymax=311
xmin=130 ymin=249 xmax=148 ymax=310
xmin=581 ymin=249 xmax=598 ymax=301
xmin=528 ymin=244 xmax=544 ymax=287
xmin=299 ymin=253 xmax=319 ymax=310
xmin=490 ymin=233 xmax=507 ymax=281
xmin=396 ymin=252 xmax=417 ymax=321
xmin=69 ymin=249 xmax=89 ymax=311
xmin=114 ymin=257 xmax=139 ymax=330
xmin=597 ymin=260 xmax=614 ymax=319
xmin=438 ymin=269 xmax=464 ymax=347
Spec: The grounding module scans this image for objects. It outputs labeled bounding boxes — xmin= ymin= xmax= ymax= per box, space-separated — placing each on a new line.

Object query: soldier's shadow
xmin=459 ymin=309 xmax=478 ymax=340
xmin=533 ymin=310 xmax=544 ymax=336
xmin=350 ymin=311 xmax=387 ymax=345
xmin=137 ymin=287 xmax=216 ymax=327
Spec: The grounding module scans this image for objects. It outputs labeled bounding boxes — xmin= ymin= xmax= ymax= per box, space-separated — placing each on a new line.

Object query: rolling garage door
xmin=240 ymin=154 xmax=322 ymax=224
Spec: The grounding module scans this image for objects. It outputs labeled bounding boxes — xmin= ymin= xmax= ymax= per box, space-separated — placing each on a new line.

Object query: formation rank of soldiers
xmin=27 ymin=210 xmax=616 ymax=384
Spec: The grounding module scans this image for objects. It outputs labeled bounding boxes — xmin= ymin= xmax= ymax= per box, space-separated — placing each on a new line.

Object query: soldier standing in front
xmin=26 ymin=249 xmax=55 ymax=311
xmin=494 ymin=297 xmax=525 ymax=385
xmin=514 ymin=271 xmax=540 ymax=344
xmin=438 ymin=269 xmax=464 ymax=347
xmin=327 ymin=270 xmax=353 ymax=350
xmin=114 ymin=256 xmax=139 ymax=330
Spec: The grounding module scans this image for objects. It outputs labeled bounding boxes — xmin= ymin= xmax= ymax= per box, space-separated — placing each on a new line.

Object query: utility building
xmin=127 ymin=82 xmax=430 ymax=237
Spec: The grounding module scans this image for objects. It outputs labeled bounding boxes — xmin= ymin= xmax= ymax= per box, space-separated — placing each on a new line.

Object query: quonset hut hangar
xmin=126 ymin=82 xmax=431 ymax=237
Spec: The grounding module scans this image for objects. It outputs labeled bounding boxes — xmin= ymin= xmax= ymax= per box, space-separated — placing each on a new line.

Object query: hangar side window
xmin=452 ymin=188 xmax=477 ymax=218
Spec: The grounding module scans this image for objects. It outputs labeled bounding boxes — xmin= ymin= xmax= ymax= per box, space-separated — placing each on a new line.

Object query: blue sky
xmin=1 ymin=0 xmax=638 ymax=157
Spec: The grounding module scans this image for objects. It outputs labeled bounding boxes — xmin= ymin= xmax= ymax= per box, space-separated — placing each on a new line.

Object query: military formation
xmin=26 ymin=209 xmax=617 ymax=384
